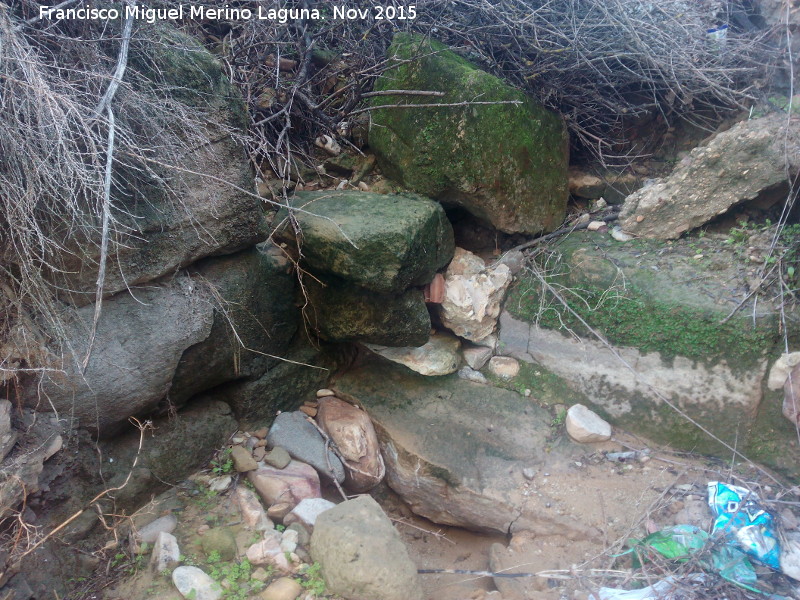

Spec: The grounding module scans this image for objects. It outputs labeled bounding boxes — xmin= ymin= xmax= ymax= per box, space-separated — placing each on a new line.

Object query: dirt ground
xmin=85 ymin=431 xmax=799 ymax=600
xmin=379 ymin=432 xmax=798 ymax=600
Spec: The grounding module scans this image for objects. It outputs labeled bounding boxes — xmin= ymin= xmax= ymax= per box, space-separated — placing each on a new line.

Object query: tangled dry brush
xmin=0 ymin=0 xmax=782 ymax=381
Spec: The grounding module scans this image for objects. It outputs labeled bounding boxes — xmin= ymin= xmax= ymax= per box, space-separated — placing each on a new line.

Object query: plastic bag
xmin=707 ymin=481 xmax=781 ymax=570
xmin=588 ymin=575 xmax=704 ymax=600
xmin=629 ymin=525 xmax=707 ymax=566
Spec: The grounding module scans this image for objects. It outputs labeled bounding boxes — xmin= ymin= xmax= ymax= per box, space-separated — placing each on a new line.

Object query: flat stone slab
xmin=267 ymin=411 xmax=345 ymax=483
xmin=334 ymin=361 xmax=601 ymax=540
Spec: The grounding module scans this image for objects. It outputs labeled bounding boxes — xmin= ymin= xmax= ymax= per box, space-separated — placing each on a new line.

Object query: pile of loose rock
xmin=129 ymin=388 xmax=421 ymax=600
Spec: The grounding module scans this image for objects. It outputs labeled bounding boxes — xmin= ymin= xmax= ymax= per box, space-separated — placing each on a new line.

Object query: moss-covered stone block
xmin=274 ymin=190 xmax=454 ymax=294
xmin=369 ymin=33 xmax=568 ymax=234
xmin=129 ymin=24 xmax=247 ymax=126
xmin=306 ymin=277 xmax=431 ymax=346
xmin=502 ymin=231 xmax=783 ymax=457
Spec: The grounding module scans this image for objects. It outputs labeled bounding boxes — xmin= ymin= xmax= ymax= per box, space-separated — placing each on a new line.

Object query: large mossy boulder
xmin=274 ymin=190 xmax=454 ymax=294
xmin=500 ymin=230 xmax=797 ymax=473
xmin=369 ymin=33 xmax=569 ymax=235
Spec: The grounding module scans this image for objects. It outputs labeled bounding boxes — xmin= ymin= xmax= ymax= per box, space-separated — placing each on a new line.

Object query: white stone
xmin=565 ymin=404 xmax=612 ymax=443
xmin=208 ymin=475 xmax=232 ymax=492
xmin=366 ymin=332 xmax=460 ymax=376
xmin=280 ymin=528 xmax=299 ymax=554
xmin=439 ymin=248 xmax=513 ymax=343
xmin=172 ymin=566 xmax=222 ymax=600
xmin=587 ymin=220 xmax=606 ymax=231
xmin=768 ymin=352 xmax=800 ymax=390
xmin=487 ymin=356 xmax=520 ymax=379
xmin=457 ymin=366 xmax=488 ymax=385
xmin=780 ymin=530 xmax=800 ymax=581
xmin=283 ymin=497 xmax=336 ymax=528
xmin=316 ymin=389 xmax=335 ymax=398
xmin=150 ymin=531 xmax=180 ymax=573
xmin=610 ymin=227 xmax=634 ymax=242
xmin=315 ymin=134 xmax=341 ymax=156
xmin=137 ymin=514 xmax=178 ymax=544
xmin=462 ymin=346 xmax=492 ymax=370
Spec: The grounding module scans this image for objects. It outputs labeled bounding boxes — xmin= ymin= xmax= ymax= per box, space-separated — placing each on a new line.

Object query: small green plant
xmin=275 ymin=523 xmax=286 ymax=532
xmin=110 ymin=544 xmax=150 ymax=575
xmin=297 ymin=562 xmax=326 ymax=597
xmin=205 ymin=513 xmax=223 ymax=526
xmin=180 ymin=554 xmax=200 ymax=567
xmin=111 ymin=552 xmax=126 ymax=569
xmin=211 ymin=448 xmax=234 ymax=475
xmin=205 ymin=557 xmax=256 ymax=600
xmin=551 ymin=407 xmax=567 ymax=427
xmin=195 ymin=487 xmax=219 ymax=510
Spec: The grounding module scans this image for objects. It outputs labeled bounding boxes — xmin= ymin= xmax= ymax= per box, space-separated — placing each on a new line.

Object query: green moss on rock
xmin=506 ymin=232 xmax=775 ymax=371
xmin=501 ymin=231 xmax=784 ymax=457
xmin=274 ymin=190 xmax=454 ymax=294
xmin=306 ymin=277 xmax=431 ymax=346
xmin=369 ymin=33 xmax=568 ymax=234
xmin=130 ymin=24 xmax=247 ymax=127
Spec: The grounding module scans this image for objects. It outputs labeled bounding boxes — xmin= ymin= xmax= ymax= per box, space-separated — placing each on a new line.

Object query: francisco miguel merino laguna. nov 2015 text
xmin=38 ymin=4 xmax=418 ymax=24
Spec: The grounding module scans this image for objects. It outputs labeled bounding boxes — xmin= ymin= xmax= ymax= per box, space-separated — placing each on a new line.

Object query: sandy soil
xmin=381 ymin=433 xmax=795 ymax=600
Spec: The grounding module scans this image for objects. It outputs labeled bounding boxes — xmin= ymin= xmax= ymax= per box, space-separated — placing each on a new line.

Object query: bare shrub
xmin=193 ymin=0 xmax=778 ymax=179
xmin=0 ymin=3 xmax=224 ymax=382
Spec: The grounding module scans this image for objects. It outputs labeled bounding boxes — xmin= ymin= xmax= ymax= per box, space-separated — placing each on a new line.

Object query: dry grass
xmin=0 ymin=3 xmax=223 ymax=385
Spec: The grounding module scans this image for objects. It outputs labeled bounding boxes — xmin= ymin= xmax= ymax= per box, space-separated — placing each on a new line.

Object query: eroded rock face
xmin=620 ymin=114 xmax=798 ymax=239
xmin=24 ymin=278 xmax=214 ymax=434
xmin=501 ymin=230 xmax=786 ymax=462
xmin=310 ymin=495 xmax=423 ymax=600
xmin=24 ymin=246 xmax=297 ymax=435
xmin=335 ymin=361 xmax=602 ymax=540
xmin=369 ymin=33 xmax=568 ymax=234
xmin=59 ymin=27 xmax=266 ymax=306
